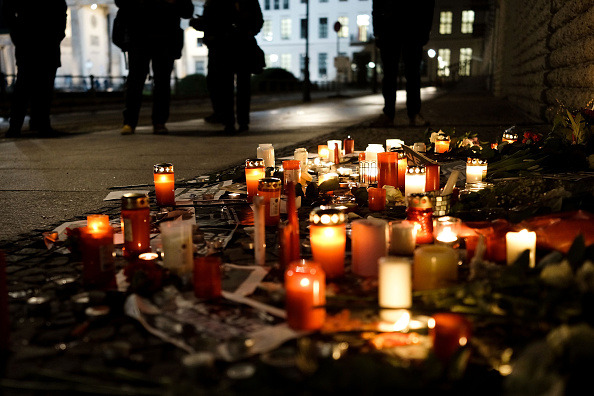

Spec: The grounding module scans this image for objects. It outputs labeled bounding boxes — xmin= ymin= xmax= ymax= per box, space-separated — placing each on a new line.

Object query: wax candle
xmin=309 ymin=206 xmax=347 ymax=278
xmin=377 ymin=152 xmax=399 ymax=188
xmin=429 ymin=313 xmax=472 ymax=365
xmin=434 ymin=216 xmax=461 ymax=246
xmin=285 ymin=259 xmax=326 ymax=331
xmin=368 ymin=187 xmax=386 ymax=211
xmin=257 ymin=177 xmax=281 ymax=226
xmin=343 ymin=136 xmax=354 ymax=154
xmin=160 ymin=221 xmax=194 ymax=275
xmin=506 ymin=229 xmax=536 ymax=267
xmin=501 ymin=132 xmax=518 ymax=144
xmin=413 ymin=245 xmax=459 ymax=291
xmin=282 ymin=160 xmax=301 ymax=189
xmin=87 ymin=214 xmax=110 ymax=232
xmin=253 ymin=196 xmax=266 ymax=266
xmin=425 ymin=164 xmax=440 ymax=192
xmin=389 ymin=220 xmax=417 ymax=255
xmin=386 ymin=138 xmax=404 ymax=152
xmin=413 ymin=142 xmax=426 ymax=152
xmin=351 ymin=218 xmax=388 ymax=278
xmin=153 ymin=163 xmax=176 ymax=207
xmin=194 ymin=256 xmax=222 ymax=299
xmin=466 ymin=158 xmax=488 ymax=184
xmin=257 ymin=144 xmax=275 ymax=168
xmin=245 ymin=158 xmax=265 ymax=203
xmin=406 ymin=193 xmax=434 ymax=244
xmin=294 ymin=147 xmax=308 ymax=169
xmin=327 ymin=139 xmax=342 ymax=162
xmin=286 ymin=181 xmax=301 ymax=264
xmin=434 ymin=136 xmax=450 ymax=153
xmin=396 ymin=149 xmax=407 ymax=191
xmin=404 ymin=166 xmax=426 ymax=197
xmin=365 ymin=144 xmax=384 ymax=162
xmin=378 ymin=256 xmax=412 ymax=322
xmin=318 ymin=145 xmax=329 ymax=160
xmin=80 ymin=217 xmax=115 ymax=289
xmin=121 ymin=193 xmax=151 ymax=258
xmin=359 ymin=160 xmax=378 ymax=184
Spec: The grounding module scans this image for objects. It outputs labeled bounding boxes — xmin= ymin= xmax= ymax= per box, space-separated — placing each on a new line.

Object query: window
xmin=300 ymin=18 xmax=307 ymax=39
xmin=439 ymin=11 xmax=452 ymax=35
xmin=274 ymin=0 xmax=280 ymax=10
xmin=437 ymin=48 xmax=451 ymax=77
xmin=337 ymin=16 xmax=348 ymax=38
xmin=262 ymin=20 xmax=273 ymax=41
xmin=283 ymin=0 xmax=289 ymax=9
xmin=281 ymin=54 xmax=292 ymax=71
xmin=357 ymin=14 xmax=369 ymax=42
xmin=459 ymin=48 xmax=472 ymax=76
xmin=281 ymin=18 xmax=291 ymax=39
xmin=320 ymin=0 xmax=328 ymax=3
xmin=319 ymin=17 xmax=328 ymax=38
xmin=461 ymin=10 xmax=474 ymax=34
xmin=196 ymin=37 xmax=204 ymax=47
xmin=266 ymin=54 xmax=279 ymax=67
xmin=195 ymin=61 xmax=205 ymax=75
xmin=318 ymin=52 xmax=327 ymax=76
xmin=264 ymin=0 xmax=270 ymax=10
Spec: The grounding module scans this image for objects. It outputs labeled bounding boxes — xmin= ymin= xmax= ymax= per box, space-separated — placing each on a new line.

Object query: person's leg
xmin=208 ymin=47 xmax=235 ymax=131
xmin=6 ymin=48 xmax=33 ymax=136
xmin=30 ymin=61 xmax=58 ymax=134
xmin=236 ymin=70 xmax=251 ymax=131
xmin=379 ymin=43 xmax=401 ymax=120
xmin=402 ymin=43 xmax=423 ymax=120
xmin=123 ymin=50 xmax=151 ymax=130
xmin=205 ymin=55 xmax=221 ymax=123
xmin=150 ymin=54 xmax=175 ymax=132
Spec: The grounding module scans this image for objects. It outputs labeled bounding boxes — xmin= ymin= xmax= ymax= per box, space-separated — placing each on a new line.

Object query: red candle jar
xmin=245 ymin=158 xmax=265 ymax=203
xmin=396 ymin=149 xmax=407 ymax=191
xmin=194 ymin=256 xmax=222 ymax=299
xmin=406 ymin=193 xmax=434 ymax=244
xmin=368 ymin=187 xmax=386 ymax=211
xmin=377 ymin=152 xmax=399 ymax=188
xmin=285 ymin=259 xmax=326 ymax=331
xmin=343 ymin=136 xmax=354 ymax=154
xmin=257 ymin=177 xmax=282 ymax=226
xmin=121 ymin=193 xmax=151 ymax=258
xmin=358 ymin=152 xmax=366 ymax=161
xmin=425 ymin=163 xmax=441 ymax=192
xmin=153 ymin=163 xmax=175 ymax=207
xmin=80 ymin=220 xmax=115 ymax=289
xmin=429 ymin=313 xmax=472 ymax=365
xmin=309 ymin=206 xmax=347 ymax=278
xmin=282 ymin=160 xmax=301 ymax=190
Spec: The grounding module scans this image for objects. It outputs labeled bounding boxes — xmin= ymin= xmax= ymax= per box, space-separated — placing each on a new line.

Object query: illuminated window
xmin=266 ymin=54 xmax=279 ymax=67
xmin=281 ymin=54 xmax=292 ymax=71
xmin=439 ymin=11 xmax=452 ymax=35
xmin=357 ymin=14 xmax=369 ymax=42
xmin=318 ymin=53 xmax=328 ymax=76
xmin=459 ymin=48 xmax=472 ymax=76
xmin=337 ymin=16 xmax=349 ymax=38
xmin=319 ymin=17 xmax=328 ymax=38
xmin=437 ymin=48 xmax=451 ymax=77
xmin=461 ymin=10 xmax=474 ymax=34
xmin=281 ymin=18 xmax=292 ymax=40
xmin=262 ymin=20 xmax=273 ymax=41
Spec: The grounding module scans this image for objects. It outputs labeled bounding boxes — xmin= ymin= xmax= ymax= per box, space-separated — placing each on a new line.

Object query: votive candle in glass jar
xmin=386 ymin=138 xmax=404 ymax=152
xmin=283 ymin=160 xmax=301 ymax=188
xmin=365 ymin=144 xmax=384 ymax=162
xmin=425 ymin=163 xmax=441 ymax=192
xmin=121 ymin=193 xmax=151 ymax=258
xmin=377 ymin=151 xmax=399 ymax=188
xmin=466 ymin=158 xmax=488 ymax=184
xmin=343 ymin=136 xmax=354 ymax=154
xmin=285 ymin=259 xmax=326 ymax=331
xmin=413 ymin=245 xmax=459 ymax=291
xmin=160 ymin=220 xmax=194 ymax=275
xmin=257 ymin=177 xmax=282 ymax=226
xmin=351 ymin=218 xmax=388 ymax=278
xmin=257 ymin=144 xmax=275 ymax=168
xmin=433 ymin=216 xmax=462 ymax=246
xmin=153 ymin=163 xmax=175 ymax=207
xmin=327 ymin=139 xmax=342 ymax=164
xmin=368 ymin=187 xmax=386 ymax=211
xmin=359 ymin=160 xmax=378 ymax=184
xmin=194 ymin=256 xmax=222 ymax=299
xmin=309 ymin=206 xmax=347 ymax=278
xmin=294 ymin=147 xmax=308 ymax=170
xmin=506 ymin=229 xmax=536 ymax=268
xmin=318 ymin=145 xmax=329 ymax=160
xmin=80 ymin=216 xmax=115 ymax=289
xmin=406 ymin=193 xmax=433 ymax=244
xmin=245 ymin=158 xmax=265 ymax=203
xmin=404 ymin=166 xmax=426 ymax=197
xmin=501 ymin=132 xmax=518 ymax=144
xmin=429 ymin=313 xmax=472 ymax=365
xmin=434 ymin=136 xmax=450 ymax=153
xmin=389 ymin=220 xmax=417 ymax=255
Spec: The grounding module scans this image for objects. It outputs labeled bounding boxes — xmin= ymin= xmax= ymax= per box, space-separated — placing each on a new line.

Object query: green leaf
xmin=566 ymin=233 xmax=586 ymax=271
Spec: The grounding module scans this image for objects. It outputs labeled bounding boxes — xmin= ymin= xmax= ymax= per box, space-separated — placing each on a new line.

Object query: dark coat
xmin=372 ymin=0 xmax=435 ymax=48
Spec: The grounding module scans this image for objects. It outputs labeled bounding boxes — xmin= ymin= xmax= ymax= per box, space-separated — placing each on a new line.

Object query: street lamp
xmin=303 ymin=0 xmax=311 ymax=102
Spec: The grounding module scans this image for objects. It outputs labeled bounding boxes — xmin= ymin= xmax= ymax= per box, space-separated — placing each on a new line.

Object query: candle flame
xmin=300 ymin=278 xmax=310 ymax=287
xmin=459 ymin=336 xmax=468 ymax=346
xmin=436 ymin=226 xmax=458 ymax=243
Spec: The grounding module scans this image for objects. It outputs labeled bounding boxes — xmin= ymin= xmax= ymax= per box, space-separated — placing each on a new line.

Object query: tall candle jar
xmin=359 ymin=160 xmax=378 ymax=184
xmin=327 ymin=139 xmax=342 ymax=164
xmin=378 ymin=256 xmax=412 ymax=322
xmin=377 ymin=151 xmax=399 ymax=188
xmin=389 ymin=220 xmax=417 ymax=255
xmin=406 ymin=193 xmax=434 ymax=244
xmin=396 ymin=149 xmax=407 ymax=191
xmin=121 ymin=193 xmax=151 ymax=258
xmin=425 ymin=163 xmax=441 ymax=192
xmin=257 ymin=177 xmax=281 ymax=226
xmin=153 ymin=163 xmax=176 ymax=207
xmin=368 ymin=187 xmax=386 ymax=211
xmin=466 ymin=158 xmax=488 ymax=184
xmin=245 ymin=158 xmax=265 ymax=203
xmin=343 ymin=136 xmax=354 ymax=154
xmin=318 ymin=145 xmax=329 ymax=160
xmin=283 ymin=160 xmax=301 ymax=189
xmin=285 ymin=259 xmax=326 ymax=331
xmin=404 ymin=165 xmax=426 ymax=197
xmin=160 ymin=220 xmax=194 ymax=276
xmin=309 ymin=206 xmax=347 ymax=278
xmin=351 ymin=218 xmax=388 ymax=278
xmin=257 ymin=144 xmax=275 ymax=168
xmin=80 ymin=219 xmax=115 ymax=290
xmin=294 ymin=147 xmax=308 ymax=170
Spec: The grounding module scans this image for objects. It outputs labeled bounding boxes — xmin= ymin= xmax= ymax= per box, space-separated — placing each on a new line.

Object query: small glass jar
xmin=434 ymin=136 xmax=450 ymax=153
xmin=257 ymin=177 xmax=282 ymax=226
xmin=501 ymin=132 xmax=518 ymax=144
xmin=80 ymin=220 xmax=115 ymax=290
xmin=153 ymin=163 xmax=175 ymax=207
xmin=245 ymin=158 xmax=265 ymax=202
xmin=257 ymin=144 xmax=275 ymax=168
xmin=285 ymin=259 xmax=326 ymax=331
xmin=294 ymin=147 xmax=308 ymax=169
xmin=406 ymin=193 xmax=434 ymax=244
xmin=121 ymin=192 xmax=151 ymax=258
xmin=404 ymin=165 xmax=426 ymax=197
xmin=466 ymin=158 xmax=488 ymax=184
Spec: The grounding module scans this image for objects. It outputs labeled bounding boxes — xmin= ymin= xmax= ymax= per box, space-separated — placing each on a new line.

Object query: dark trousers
xmin=208 ymin=47 xmax=251 ymax=127
xmin=123 ymin=49 xmax=175 ymax=128
xmin=379 ymin=42 xmax=423 ymax=119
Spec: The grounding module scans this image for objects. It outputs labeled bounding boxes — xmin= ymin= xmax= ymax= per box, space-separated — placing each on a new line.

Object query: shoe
xmin=369 ymin=113 xmax=394 ymax=127
xmin=409 ymin=114 xmax=429 ymax=127
xmin=238 ymin=124 xmax=249 ymax=132
xmin=223 ymin=124 xmax=236 ymax=134
xmin=153 ymin=124 xmax=169 ymax=134
xmin=204 ymin=113 xmax=223 ymax=124
xmin=121 ymin=125 xmax=135 ymax=135
xmin=38 ymin=128 xmax=65 ymax=138
xmin=5 ymin=128 xmax=21 ymax=138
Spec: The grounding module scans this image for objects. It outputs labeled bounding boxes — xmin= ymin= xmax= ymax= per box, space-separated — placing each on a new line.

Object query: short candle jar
xmin=413 ymin=245 xmax=459 ymax=291
xmin=153 ymin=163 xmax=175 ymax=207
xmin=466 ymin=158 xmax=488 ymax=184
xmin=309 ymin=206 xmax=347 ymax=278
xmin=245 ymin=158 xmax=266 ymax=203
xmin=434 ymin=136 xmax=450 ymax=153
xmin=501 ymin=132 xmax=518 ymax=144
xmin=406 ymin=193 xmax=434 ymax=244
xmin=80 ymin=215 xmax=115 ymax=289
xmin=285 ymin=259 xmax=326 ymax=331
xmin=257 ymin=177 xmax=282 ymax=226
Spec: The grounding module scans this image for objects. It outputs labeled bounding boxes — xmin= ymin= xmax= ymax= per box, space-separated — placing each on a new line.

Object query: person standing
xmin=115 ymin=0 xmax=194 ymax=135
xmin=191 ymin=0 xmax=264 ymax=133
xmin=2 ymin=0 xmax=67 ymax=138
xmin=372 ymin=0 xmax=435 ymax=127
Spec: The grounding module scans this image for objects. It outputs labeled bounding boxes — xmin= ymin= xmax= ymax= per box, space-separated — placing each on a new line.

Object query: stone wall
xmin=494 ymin=0 xmax=594 ymax=120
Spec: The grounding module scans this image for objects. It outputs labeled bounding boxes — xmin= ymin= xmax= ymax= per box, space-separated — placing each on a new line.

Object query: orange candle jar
xmin=368 ymin=187 xmax=386 ymax=211
xmin=343 ymin=136 xmax=354 ymax=154
xmin=425 ymin=163 xmax=441 ymax=192
xmin=282 ymin=160 xmax=301 ymax=189
xmin=257 ymin=177 xmax=282 ymax=226
xmin=309 ymin=206 xmax=347 ymax=278
xmin=318 ymin=145 xmax=329 ymax=160
xmin=153 ymin=163 xmax=175 ymax=207
xmin=245 ymin=158 xmax=265 ymax=203
xmin=377 ymin=151 xmax=399 ymax=188
xmin=406 ymin=193 xmax=434 ymax=244
xmin=80 ymin=217 xmax=115 ymax=289
xmin=429 ymin=313 xmax=472 ymax=365
xmin=285 ymin=259 xmax=326 ymax=331
xmin=194 ymin=256 xmax=222 ymax=299
xmin=121 ymin=193 xmax=151 ymax=258
xmin=87 ymin=214 xmax=110 ymax=232
xmin=434 ymin=136 xmax=450 ymax=153
xmin=396 ymin=149 xmax=407 ymax=191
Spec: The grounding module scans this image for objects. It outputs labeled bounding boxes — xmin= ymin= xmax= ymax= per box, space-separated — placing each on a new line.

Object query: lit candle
xmin=406 ymin=194 xmax=433 ymax=244
xmin=429 ymin=313 xmax=472 ymax=365
xmin=358 ymin=160 xmax=378 ymax=184
xmin=377 ymin=152 xmax=399 ymax=188
xmin=245 ymin=158 xmax=266 ymax=203
xmin=433 ymin=216 xmax=461 ymax=246
xmin=294 ymin=147 xmax=308 ymax=169
xmin=364 ymin=144 xmax=384 ymax=162
xmin=283 ymin=160 xmax=301 ymax=189
xmin=425 ymin=163 xmax=440 ymax=192
xmin=80 ymin=215 xmax=115 ymax=289
xmin=396 ymin=149 xmax=407 ymax=191
xmin=413 ymin=142 xmax=426 ymax=152
xmin=343 ymin=136 xmax=355 ymax=154
xmin=413 ymin=245 xmax=459 ymax=291
xmin=501 ymin=132 xmax=518 ymax=144
xmin=285 ymin=259 xmax=326 ymax=331
xmin=257 ymin=177 xmax=281 ymax=226
xmin=257 ymin=144 xmax=275 ymax=168
xmin=378 ymin=256 xmax=412 ymax=322
xmin=351 ymin=218 xmax=388 ymax=278
xmin=466 ymin=158 xmax=488 ymax=184
xmin=388 ymin=220 xmax=417 ymax=256
xmin=253 ymin=196 xmax=266 ymax=266
xmin=367 ymin=187 xmax=386 ymax=211
xmin=327 ymin=139 xmax=342 ymax=163
xmin=385 ymin=138 xmax=404 ymax=152
xmin=121 ymin=193 xmax=151 ymax=258
xmin=193 ymin=256 xmax=222 ymax=299
xmin=153 ymin=163 xmax=176 ymax=207
xmin=87 ymin=214 xmax=110 ymax=233
xmin=506 ymin=229 xmax=536 ymax=267
xmin=160 ymin=221 xmax=194 ymax=276
xmin=404 ymin=166 xmax=426 ymax=197
xmin=318 ymin=145 xmax=329 ymax=160
xmin=434 ymin=136 xmax=450 ymax=153
xmin=309 ymin=206 xmax=347 ymax=278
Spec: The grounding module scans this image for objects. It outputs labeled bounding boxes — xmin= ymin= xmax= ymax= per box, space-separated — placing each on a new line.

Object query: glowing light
xmin=428 ymin=49 xmax=436 ymax=58
xmin=91 ymin=4 xmax=97 ymax=10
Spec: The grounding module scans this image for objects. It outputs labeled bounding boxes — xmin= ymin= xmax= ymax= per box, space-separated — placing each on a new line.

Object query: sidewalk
xmin=0 ymin=80 xmax=546 ymax=244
